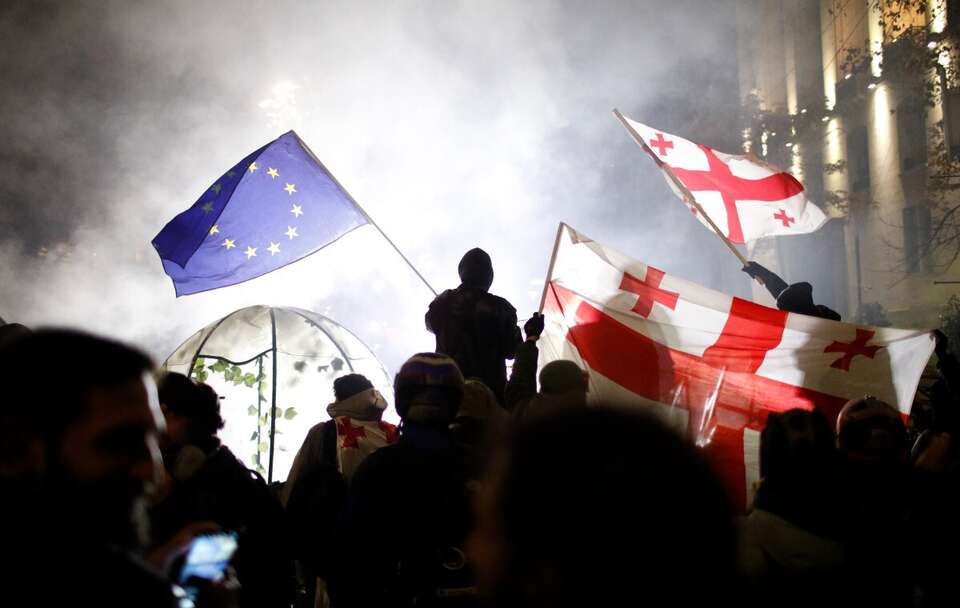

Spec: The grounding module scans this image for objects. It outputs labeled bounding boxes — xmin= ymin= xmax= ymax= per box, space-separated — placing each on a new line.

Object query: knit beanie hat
xmin=394 ymin=353 xmax=464 ymax=424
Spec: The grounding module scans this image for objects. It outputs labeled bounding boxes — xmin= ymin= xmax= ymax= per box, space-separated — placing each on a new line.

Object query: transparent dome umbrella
xmin=162 ymin=305 xmax=393 ymax=483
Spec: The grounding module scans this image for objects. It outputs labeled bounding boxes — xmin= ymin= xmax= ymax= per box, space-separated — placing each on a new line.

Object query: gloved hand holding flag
xmin=152 ymin=131 xmax=369 ymax=296
xmin=614 ymin=110 xmax=827 ymax=245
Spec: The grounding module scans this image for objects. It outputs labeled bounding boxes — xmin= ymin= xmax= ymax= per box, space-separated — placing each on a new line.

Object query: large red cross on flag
xmin=539 ymin=224 xmax=934 ymax=510
xmin=619 ymin=114 xmax=828 ymax=244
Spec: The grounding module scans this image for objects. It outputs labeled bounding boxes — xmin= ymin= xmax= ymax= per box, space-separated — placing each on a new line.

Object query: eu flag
xmin=152 ymin=131 xmax=368 ymax=296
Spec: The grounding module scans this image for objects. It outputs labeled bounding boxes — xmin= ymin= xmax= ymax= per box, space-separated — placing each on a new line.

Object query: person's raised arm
xmin=505 ymin=313 xmax=544 ymax=413
xmin=742 ymin=261 xmax=789 ymax=300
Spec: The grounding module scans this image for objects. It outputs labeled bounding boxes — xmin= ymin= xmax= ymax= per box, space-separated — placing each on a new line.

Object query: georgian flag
xmin=335 ymin=417 xmax=398 ymax=481
xmin=539 ymin=224 xmax=934 ymax=509
xmin=619 ymin=113 xmax=828 ymax=244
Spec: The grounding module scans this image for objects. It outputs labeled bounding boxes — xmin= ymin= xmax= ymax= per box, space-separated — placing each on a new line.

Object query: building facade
xmin=736 ymin=0 xmax=960 ymax=327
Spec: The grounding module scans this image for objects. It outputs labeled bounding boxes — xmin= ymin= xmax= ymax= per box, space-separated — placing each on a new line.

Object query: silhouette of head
xmin=458 ymin=248 xmax=494 ymax=291
xmin=538 ymin=360 xmax=588 ymax=397
xmin=394 ymin=353 xmax=464 ymax=426
xmin=470 ymin=406 xmax=736 ymax=607
xmin=760 ymin=408 xmax=835 ymax=480
xmin=158 ymin=372 xmax=224 ymax=452
xmin=837 ymin=396 xmax=907 ymax=464
xmin=333 ymin=373 xmax=374 ymax=401
xmin=0 ymin=329 xmax=161 ymax=549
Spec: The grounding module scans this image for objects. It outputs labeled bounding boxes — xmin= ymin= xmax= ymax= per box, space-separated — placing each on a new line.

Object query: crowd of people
xmin=1 ymin=248 xmax=958 ymax=607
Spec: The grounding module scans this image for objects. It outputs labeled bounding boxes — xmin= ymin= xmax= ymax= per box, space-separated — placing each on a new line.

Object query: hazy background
xmin=0 ymin=0 xmax=748 ymax=378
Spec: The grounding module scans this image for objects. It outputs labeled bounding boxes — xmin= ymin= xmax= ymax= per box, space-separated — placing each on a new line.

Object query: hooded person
xmin=738 ymin=409 xmax=850 ymax=608
xmin=426 ymin=248 xmax=522 ymax=403
xmin=281 ymin=374 xmax=396 ymax=507
xmin=329 ymin=353 xmax=476 ymax=608
xmin=451 ymin=379 xmax=507 ymax=478
xmin=282 ymin=374 xmax=397 ymax=606
xmin=150 ymin=372 xmax=294 ymax=608
xmin=835 ymin=396 xmax=914 ymax=607
xmin=742 ymin=261 xmax=841 ymax=321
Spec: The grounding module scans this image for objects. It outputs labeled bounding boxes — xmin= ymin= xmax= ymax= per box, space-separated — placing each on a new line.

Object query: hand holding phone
xmin=179 ymin=532 xmax=239 ymax=584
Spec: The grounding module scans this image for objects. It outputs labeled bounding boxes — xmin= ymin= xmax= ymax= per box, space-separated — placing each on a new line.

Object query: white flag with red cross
xmin=334 ymin=416 xmax=398 ymax=481
xmin=620 ymin=113 xmax=828 ymax=244
xmin=539 ymin=224 xmax=934 ymax=509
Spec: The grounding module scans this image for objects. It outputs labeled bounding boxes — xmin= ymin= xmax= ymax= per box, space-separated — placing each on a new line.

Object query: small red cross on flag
xmin=649 ymin=132 xmax=674 ymax=156
xmin=773 ymin=209 xmax=795 ymax=227
xmin=824 ymin=329 xmax=884 ymax=371
xmin=617 ymin=114 xmax=828 ymax=244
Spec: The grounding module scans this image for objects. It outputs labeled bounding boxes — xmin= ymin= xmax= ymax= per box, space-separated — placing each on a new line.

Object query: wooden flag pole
xmin=293 ymin=132 xmax=438 ymax=297
xmin=538 ymin=221 xmax=567 ymax=314
xmin=612 ymin=109 xmax=749 ymax=267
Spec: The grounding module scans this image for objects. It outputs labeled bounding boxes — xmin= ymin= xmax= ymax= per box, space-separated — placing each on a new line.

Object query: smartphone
xmin=178 ymin=531 xmax=239 ymax=584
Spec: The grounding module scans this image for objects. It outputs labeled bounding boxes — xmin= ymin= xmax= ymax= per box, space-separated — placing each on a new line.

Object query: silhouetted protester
xmin=836 ymin=396 xmax=913 ymax=607
xmin=918 ymin=330 xmax=960 ymax=444
xmin=738 ymin=409 xmax=848 ymax=607
xmin=283 ymin=373 xmax=395 ymax=505
xmin=468 ymin=406 xmax=738 ymax=608
xmin=426 ymin=248 xmax=522 ymax=402
xmin=329 ymin=353 xmax=475 ymax=608
xmin=742 ymin=261 xmax=841 ymax=320
xmin=0 ymin=330 xmax=190 ymax=607
xmin=150 ymin=372 xmax=294 ymax=608
xmin=0 ymin=321 xmax=30 ymax=352
xmin=910 ymin=423 xmax=960 ymax=607
xmin=900 ymin=333 xmax=960 ymax=608
xmin=451 ymin=378 xmax=506 ymax=479
xmin=504 ymin=312 xmax=588 ymax=419
xmin=283 ymin=373 xmax=397 ymax=607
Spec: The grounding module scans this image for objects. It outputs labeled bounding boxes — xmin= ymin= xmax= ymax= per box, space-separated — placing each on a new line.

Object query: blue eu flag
xmin=152 ymin=131 xmax=369 ymax=296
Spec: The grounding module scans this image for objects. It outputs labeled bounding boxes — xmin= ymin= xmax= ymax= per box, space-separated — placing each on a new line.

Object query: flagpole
xmin=293 ymin=132 xmax=438 ymax=297
xmin=539 ymin=222 xmax=566 ymax=313
xmin=612 ymin=109 xmax=749 ymax=267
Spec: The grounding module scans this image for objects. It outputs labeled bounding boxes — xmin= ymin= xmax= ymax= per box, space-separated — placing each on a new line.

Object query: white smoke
xmin=0 ymin=0 xmax=746 ymax=378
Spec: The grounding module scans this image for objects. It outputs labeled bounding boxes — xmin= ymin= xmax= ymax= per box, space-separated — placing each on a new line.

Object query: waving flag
xmin=153 ymin=131 xmax=368 ymax=296
xmin=617 ymin=112 xmax=827 ymax=244
xmin=539 ymin=224 xmax=933 ymax=509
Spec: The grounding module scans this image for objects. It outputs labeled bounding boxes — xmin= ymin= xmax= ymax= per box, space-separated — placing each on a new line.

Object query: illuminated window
xmin=947 ymin=88 xmax=960 ymax=157
xmin=948 ymin=0 xmax=960 ymax=32
xmin=847 ymin=126 xmax=871 ymax=192
xmin=897 ymin=104 xmax=927 ymax=171
xmin=902 ymin=204 xmax=932 ymax=272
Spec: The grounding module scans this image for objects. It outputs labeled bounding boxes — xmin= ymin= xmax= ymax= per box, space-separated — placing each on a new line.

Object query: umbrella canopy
xmin=163 ymin=305 xmax=392 ymax=482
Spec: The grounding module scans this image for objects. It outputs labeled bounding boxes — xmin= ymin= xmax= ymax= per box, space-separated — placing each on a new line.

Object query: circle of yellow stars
xmin=209 ymin=161 xmax=303 ymax=259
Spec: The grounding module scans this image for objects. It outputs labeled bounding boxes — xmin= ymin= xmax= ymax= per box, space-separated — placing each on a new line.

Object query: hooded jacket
xmin=281 ymin=388 xmax=388 ymax=506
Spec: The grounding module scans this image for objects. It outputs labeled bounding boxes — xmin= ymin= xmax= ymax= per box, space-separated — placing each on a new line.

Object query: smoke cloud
xmin=0 ymin=0 xmax=745 ymax=376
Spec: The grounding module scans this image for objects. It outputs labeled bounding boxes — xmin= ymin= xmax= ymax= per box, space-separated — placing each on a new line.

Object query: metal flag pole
xmin=612 ymin=109 xmax=749 ymax=267
xmin=293 ymin=132 xmax=438 ymax=297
